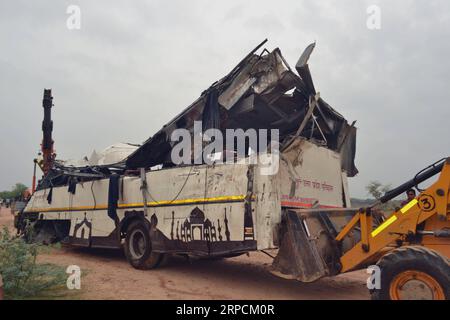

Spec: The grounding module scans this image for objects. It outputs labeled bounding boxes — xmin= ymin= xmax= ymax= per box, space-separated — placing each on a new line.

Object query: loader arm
xmin=336 ymin=157 xmax=450 ymax=273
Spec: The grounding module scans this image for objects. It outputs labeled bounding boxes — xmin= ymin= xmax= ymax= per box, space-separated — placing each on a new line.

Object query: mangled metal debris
xmin=126 ymin=39 xmax=357 ymax=176
xmin=37 ymin=39 xmax=357 ymax=190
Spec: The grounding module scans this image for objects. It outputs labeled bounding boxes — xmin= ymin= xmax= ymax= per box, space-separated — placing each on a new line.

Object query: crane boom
xmin=41 ymin=89 xmax=55 ymax=175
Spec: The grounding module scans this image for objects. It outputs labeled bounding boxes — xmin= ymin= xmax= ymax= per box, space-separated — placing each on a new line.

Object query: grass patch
xmin=0 ymin=226 xmax=77 ymax=299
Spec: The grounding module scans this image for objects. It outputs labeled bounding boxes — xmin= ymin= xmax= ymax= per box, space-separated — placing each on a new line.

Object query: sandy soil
xmin=0 ymin=207 xmax=369 ymax=300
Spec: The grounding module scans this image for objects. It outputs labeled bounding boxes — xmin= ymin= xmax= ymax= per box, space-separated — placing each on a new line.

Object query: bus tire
xmin=124 ymin=220 xmax=163 ymax=270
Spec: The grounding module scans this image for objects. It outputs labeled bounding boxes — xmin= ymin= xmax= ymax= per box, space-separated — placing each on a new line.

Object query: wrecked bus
xmin=17 ymin=40 xmax=359 ymax=282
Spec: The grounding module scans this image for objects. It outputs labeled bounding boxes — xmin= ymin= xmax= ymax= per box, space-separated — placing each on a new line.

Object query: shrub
xmin=0 ymin=226 xmax=67 ymax=299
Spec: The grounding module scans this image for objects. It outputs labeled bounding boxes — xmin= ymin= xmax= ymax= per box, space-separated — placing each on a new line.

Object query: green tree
xmin=0 ymin=183 xmax=28 ymax=200
xmin=366 ymin=181 xmax=390 ymax=200
xmin=365 ymin=181 xmax=403 ymax=215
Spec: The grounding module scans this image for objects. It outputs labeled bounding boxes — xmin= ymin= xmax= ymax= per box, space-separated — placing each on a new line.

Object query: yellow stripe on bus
xmin=120 ymin=195 xmax=247 ymax=208
xmin=371 ymin=214 xmax=398 ymax=238
xmin=25 ymin=195 xmax=248 ymax=213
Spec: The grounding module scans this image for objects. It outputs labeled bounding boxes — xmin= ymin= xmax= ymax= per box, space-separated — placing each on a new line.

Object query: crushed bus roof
xmin=125 ymin=39 xmax=357 ymax=176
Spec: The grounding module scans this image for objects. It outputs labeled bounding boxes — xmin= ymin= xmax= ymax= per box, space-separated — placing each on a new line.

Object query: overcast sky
xmin=0 ymin=0 xmax=449 ymax=198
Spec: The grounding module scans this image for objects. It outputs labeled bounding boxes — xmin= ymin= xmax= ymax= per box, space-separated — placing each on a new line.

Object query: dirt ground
xmin=0 ymin=207 xmax=369 ymax=300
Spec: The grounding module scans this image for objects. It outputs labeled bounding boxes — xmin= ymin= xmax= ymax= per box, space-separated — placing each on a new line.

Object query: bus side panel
xmin=24 ymin=162 xmax=260 ymax=255
xmin=279 ymin=139 xmax=345 ymax=209
xmin=144 ymin=163 xmax=256 ymax=255
xmin=253 ymin=162 xmax=281 ymax=250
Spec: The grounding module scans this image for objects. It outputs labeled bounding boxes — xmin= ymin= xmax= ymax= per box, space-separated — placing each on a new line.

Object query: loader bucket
xmin=271 ymin=208 xmax=359 ymax=282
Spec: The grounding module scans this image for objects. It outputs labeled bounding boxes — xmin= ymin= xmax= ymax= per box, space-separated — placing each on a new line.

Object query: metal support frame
xmin=281 ymin=92 xmax=320 ymax=151
xmin=140 ymin=168 xmax=148 ymax=217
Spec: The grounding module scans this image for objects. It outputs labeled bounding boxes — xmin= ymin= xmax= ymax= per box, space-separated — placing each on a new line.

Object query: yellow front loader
xmin=272 ymin=158 xmax=450 ymax=300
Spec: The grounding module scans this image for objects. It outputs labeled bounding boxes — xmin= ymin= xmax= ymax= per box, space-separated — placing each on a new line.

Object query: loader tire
xmin=124 ymin=220 xmax=163 ymax=270
xmin=371 ymin=246 xmax=450 ymax=300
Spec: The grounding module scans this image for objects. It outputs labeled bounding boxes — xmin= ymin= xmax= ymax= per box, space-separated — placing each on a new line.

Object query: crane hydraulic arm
xmin=336 ymin=157 xmax=450 ymax=272
xmin=41 ymin=89 xmax=55 ymax=176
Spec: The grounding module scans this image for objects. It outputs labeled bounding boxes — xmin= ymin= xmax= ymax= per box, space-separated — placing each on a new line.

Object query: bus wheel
xmin=371 ymin=246 xmax=450 ymax=300
xmin=124 ymin=220 xmax=163 ymax=269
